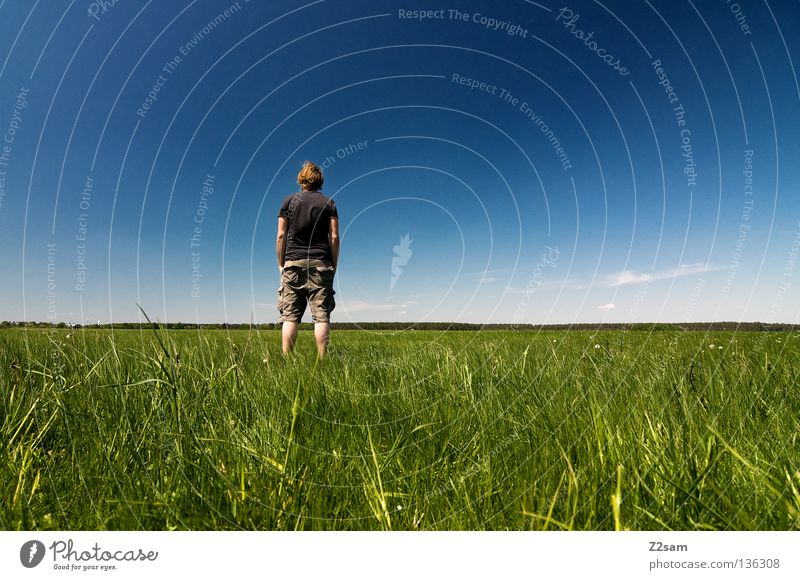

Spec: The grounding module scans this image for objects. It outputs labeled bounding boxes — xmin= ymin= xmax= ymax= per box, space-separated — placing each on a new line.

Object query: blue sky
xmin=0 ymin=0 xmax=798 ymax=324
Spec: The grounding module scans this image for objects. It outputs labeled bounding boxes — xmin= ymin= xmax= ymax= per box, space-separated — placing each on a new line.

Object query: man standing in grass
xmin=276 ymin=161 xmax=340 ymax=357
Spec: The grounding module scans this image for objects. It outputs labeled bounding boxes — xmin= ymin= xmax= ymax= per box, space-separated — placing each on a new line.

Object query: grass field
xmin=1 ymin=327 xmax=798 ymax=530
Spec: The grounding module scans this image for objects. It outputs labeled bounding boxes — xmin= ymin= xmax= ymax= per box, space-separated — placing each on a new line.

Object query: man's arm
xmin=276 ymin=216 xmax=288 ymax=271
xmin=329 ymin=216 xmax=340 ymax=271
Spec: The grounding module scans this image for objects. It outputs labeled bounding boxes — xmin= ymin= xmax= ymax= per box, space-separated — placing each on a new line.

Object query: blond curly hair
xmin=297 ymin=161 xmax=324 ymax=191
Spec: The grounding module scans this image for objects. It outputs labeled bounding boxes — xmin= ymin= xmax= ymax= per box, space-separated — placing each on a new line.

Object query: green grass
xmin=1 ymin=327 xmax=798 ymax=530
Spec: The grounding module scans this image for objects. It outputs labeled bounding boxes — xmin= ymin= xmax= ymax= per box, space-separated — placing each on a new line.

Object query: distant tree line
xmin=1 ymin=320 xmax=798 ymax=332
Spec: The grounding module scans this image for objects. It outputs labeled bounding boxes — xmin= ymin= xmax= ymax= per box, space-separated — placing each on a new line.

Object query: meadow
xmin=1 ymin=327 xmax=798 ymax=530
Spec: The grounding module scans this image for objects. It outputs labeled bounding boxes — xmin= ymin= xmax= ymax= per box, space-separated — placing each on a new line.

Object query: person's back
xmin=276 ymin=161 xmax=340 ymax=357
xmin=281 ymin=189 xmax=337 ymax=264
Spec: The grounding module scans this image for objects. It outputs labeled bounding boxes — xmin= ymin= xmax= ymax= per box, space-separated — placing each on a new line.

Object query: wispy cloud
xmin=503 ymin=262 xmax=719 ymax=294
xmin=597 ymin=303 xmax=617 ymax=310
xmin=600 ymin=263 xmax=718 ymax=288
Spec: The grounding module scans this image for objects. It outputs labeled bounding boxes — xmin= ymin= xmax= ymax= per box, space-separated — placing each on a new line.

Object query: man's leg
xmin=282 ymin=321 xmax=299 ymax=355
xmin=309 ymin=264 xmax=335 ymax=357
xmin=314 ymin=322 xmax=329 ymax=357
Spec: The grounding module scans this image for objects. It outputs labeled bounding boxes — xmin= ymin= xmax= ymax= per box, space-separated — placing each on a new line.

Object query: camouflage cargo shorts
xmin=277 ymin=259 xmax=336 ymax=323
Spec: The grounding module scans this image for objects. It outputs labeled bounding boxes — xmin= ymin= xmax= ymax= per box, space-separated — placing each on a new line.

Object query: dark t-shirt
xmin=278 ymin=190 xmax=338 ymax=263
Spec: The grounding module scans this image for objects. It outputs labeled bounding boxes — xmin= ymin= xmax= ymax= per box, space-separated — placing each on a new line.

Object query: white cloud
xmin=602 ymin=263 xmax=716 ymax=287
xmin=498 ymin=263 xmax=719 ymax=295
xmin=597 ymin=303 xmax=617 ymax=310
xmin=607 ymin=271 xmax=652 ymax=286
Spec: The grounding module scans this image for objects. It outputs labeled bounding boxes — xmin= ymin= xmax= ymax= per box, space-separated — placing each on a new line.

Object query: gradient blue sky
xmin=1 ymin=0 xmax=798 ymax=324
